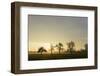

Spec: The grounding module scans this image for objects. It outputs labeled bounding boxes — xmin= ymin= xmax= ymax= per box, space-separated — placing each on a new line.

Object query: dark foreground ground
xmin=28 ymin=51 xmax=88 ymax=61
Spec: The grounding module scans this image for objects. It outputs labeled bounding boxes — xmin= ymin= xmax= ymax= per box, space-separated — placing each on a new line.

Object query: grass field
xmin=28 ymin=51 xmax=88 ymax=61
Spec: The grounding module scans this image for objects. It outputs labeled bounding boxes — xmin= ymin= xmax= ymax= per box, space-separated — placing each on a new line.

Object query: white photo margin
xmin=20 ymin=6 xmax=95 ymax=70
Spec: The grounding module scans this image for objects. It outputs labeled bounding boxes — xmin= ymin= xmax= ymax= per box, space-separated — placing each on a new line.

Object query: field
xmin=28 ymin=51 xmax=88 ymax=61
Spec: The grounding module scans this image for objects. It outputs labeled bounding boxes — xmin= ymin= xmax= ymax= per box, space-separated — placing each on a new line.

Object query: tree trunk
xmin=59 ymin=49 xmax=60 ymax=54
xmin=51 ymin=50 xmax=52 ymax=55
xmin=41 ymin=52 xmax=42 ymax=55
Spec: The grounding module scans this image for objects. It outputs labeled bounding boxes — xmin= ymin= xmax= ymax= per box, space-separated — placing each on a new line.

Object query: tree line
xmin=37 ymin=41 xmax=88 ymax=55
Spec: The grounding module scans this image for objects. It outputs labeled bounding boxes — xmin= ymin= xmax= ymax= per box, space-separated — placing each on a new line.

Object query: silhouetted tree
xmin=37 ymin=47 xmax=47 ymax=55
xmin=50 ymin=44 xmax=54 ymax=54
xmin=56 ymin=43 xmax=63 ymax=54
xmin=84 ymin=44 xmax=88 ymax=51
xmin=67 ymin=41 xmax=75 ymax=54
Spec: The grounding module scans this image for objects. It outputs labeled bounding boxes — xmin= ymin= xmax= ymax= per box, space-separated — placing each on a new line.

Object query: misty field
xmin=28 ymin=50 xmax=88 ymax=60
xmin=28 ymin=41 xmax=88 ymax=60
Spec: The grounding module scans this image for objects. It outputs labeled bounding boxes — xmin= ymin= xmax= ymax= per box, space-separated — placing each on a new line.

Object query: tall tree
xmin=67 ymin=41 xmax=75 ymax=54
xmin=56 ymin=43 xmax=63 ymax=54
xmin=84 ymin=44 xmax=88 ymax=51
xmin=50 ymin=44 xmax=54 ymax=54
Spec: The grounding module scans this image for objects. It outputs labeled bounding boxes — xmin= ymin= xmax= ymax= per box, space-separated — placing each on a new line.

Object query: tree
xmin=84 ymin=44 xmax=88 ymax=51
xmin=56 ymin=43 xmax=63 ymax=54
xmin=50 ymin=44 xmax=54 ymax=54
xmin=67 ymin=41 xmax=75 ymax=54
xmin=37 ymin=47 xmax=47 ymax=55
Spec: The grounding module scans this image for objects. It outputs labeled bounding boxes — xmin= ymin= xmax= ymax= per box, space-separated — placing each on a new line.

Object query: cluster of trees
xmin=37 ymin=41 xmax=88 ymax=55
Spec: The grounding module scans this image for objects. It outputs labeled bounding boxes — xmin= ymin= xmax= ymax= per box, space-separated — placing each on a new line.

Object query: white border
xmin=20 ymin=7 xmax=95 ymax=70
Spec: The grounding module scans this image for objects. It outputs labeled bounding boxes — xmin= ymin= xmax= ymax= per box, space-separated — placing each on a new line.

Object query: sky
xmin=28 ymin=15 xmax=88 ymax=52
